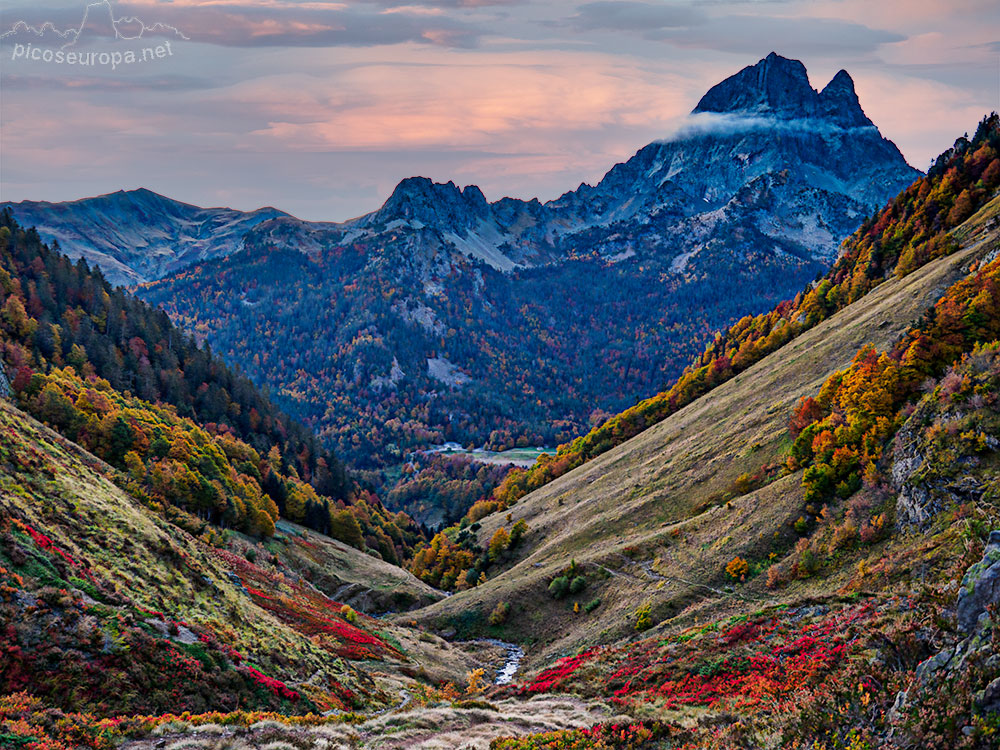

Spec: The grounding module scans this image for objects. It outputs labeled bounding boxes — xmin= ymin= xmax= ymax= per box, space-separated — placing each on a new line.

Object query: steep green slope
xmin=269 ymin=519 xmax=442 ymax=613
xmin=0 ymin=398 xmax=480 ymax=720
xmin=412 ymin=194 xmax=1000 ymax=670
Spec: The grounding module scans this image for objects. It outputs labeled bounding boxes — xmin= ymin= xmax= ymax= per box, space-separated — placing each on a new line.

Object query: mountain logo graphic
xmin=1 ymin=0 xmax=189 ymax=50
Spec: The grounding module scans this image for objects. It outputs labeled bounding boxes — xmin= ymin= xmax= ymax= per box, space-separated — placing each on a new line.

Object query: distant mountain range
xmin=3 ymin=53 xmax=922 ymax=474
xmin=3 ymin=189 xmax=285 ymax=285
xmin=4 ymin=53 xmax=916 ymax=285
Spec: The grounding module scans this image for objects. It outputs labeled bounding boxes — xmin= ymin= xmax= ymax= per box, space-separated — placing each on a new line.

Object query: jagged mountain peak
xmin=819 ymin=69 xmax=873 ymax=128
xmin=693 ymin=52 xmax=870 ymax=128
xmin=381 ymin=177 xmax=461 ymax=211
xmin=371 ymin=176 xmax=491 ymax=228
xmin=694 ymin=52 xmax=813 ymax=117
xmin=822 ymin=68 xmax=856 ymax=96
xmin=461 ymin=183 xmax=489 ymax=211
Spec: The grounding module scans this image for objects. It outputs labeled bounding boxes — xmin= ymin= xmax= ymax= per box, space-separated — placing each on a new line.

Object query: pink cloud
xmin=239 ymin=51 xmax=694 ymax=153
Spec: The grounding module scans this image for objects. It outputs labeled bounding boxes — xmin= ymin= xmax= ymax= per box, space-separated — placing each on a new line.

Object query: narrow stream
xmin=475 ymin=638 xmax=526 ymax=685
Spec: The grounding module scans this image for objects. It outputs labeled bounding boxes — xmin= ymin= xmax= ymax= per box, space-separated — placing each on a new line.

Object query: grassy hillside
xmin=403 ymin=115 xmax=1000 ymax=596
xmin=0 ymin=398 xmax=485 ymax=724
xmin=269 ymin=519 xmax=442 ymax=613
xmin=489 ymin=336 xmax=1000 ymax=748
xmin=411 ymin=194 xmax=1000 ymax=670
xmin=0 ymin=211 xmax=426 ymax=557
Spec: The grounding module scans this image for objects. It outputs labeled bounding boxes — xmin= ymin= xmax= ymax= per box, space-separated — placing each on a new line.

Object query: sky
xmin=0 ymin=0 xmax=998 ymax=221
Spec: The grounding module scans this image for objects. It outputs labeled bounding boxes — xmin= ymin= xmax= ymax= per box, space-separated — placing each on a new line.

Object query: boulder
xmin=958 ymin=531 xmax=1000 ymax=634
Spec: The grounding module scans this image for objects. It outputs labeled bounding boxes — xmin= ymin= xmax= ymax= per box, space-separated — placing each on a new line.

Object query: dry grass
xmin=267 ymin=519 xmax=443 ymax=613
xmin=123 ymin=696 xmax=627 ymax=750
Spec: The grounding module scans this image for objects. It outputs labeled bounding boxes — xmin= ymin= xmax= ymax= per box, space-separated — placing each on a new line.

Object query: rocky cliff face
xmin=0 ymin=359 xmax=9 ymax=400
xmin=892 ymin=405 xmax=994 ymax=529
xmin=694 ymin=53 xmax=872 ymax=128
xmin=890 ymin=530 xmax=1000 ymax=731
xmin=891 ymin=352 xmax=999 ymax=530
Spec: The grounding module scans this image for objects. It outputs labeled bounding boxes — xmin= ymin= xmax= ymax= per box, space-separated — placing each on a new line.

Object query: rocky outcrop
xmin=892 ymin=408 xmax=992 ymax=529
xmin=959 ymin=531 xmax=1000 ymax=634
xmin=695 ymin=52 xmax=820 ymax=118
xmin=0 ymin=359 xmax=10 ymax=399
xmin=367 ymin=177 xmax=491 ymax=232
xmin=694 ymin=52 xmax=875 ymax=131
xmin=890 ymin=531 xmax=1000 ymax=736
xmin=819 ymin=70 xmax=873 ymax=129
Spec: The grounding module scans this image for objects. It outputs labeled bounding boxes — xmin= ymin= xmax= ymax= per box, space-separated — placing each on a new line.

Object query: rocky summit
xmin=247 ymin=53 xmax=918 ymax=272
xmin=695 ymin=52 xmax=871 ymax=127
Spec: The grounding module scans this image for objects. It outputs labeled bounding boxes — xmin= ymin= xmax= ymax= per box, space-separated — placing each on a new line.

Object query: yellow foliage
xmin=725 ymin=556 xmax=749 ymax=581
xmin=465 ymin=668 xmax=486 ymax=695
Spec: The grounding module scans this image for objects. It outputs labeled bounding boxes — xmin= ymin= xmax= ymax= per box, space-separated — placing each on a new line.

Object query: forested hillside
xmin=141 ymin=227 xmax=814 ymax=472
xmin=0 ymin=396 xmax=486 ymax=740
xmin=0 ymin=214 xmax=425 ymax=560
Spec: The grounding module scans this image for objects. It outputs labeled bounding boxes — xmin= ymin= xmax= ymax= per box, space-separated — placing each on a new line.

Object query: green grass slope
xmin=269 ymin=519 xmax=442 ymax=613
xmin=0 ymin=398 xmax=484 ymax=720
xmin=411 ymin=196 xmax=1000 ymax=670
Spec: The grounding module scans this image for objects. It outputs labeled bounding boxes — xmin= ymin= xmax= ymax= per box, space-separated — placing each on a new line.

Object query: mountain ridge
xmin=694 ymin=52 xmax=874 ymax=130
xmin=267 ymin=53 xmax=916 ymax=270
xmin=130 ymin=53 xmax=922 ymax=475
xmin=4 ymin=53 xmax=917 ymax=281
xmin=1 ymin=188 xmax=287 ymax=285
